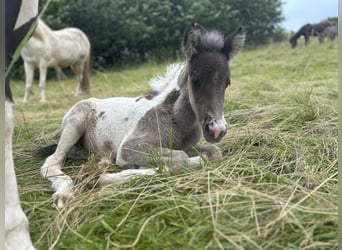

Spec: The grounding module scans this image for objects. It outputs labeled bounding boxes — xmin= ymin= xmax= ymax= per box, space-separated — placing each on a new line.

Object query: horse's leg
xmin=318 ymin=33 xmax=324 ymax=44
xmin=55 ymin=67 xmax=62 ymax=80
xmin=40 ymin=105 xmax=89 ymax=208
xmin=98 ymin=127 xmax=212 ymax=186
xmin=185 ymin=143 xmax=223 ymax=162
xmin=304 ymin=34 xmax=309 ymax=46
xmin=72 ymin=63 xmax=84 ymax=96
xmin=5 ymin=100 xmax=35 ymax=249
xmin=117 ymin=136 xmax=203 ymax=170
xmin=99 ymin=146 xmax=201 ymax=186
xmin=38 ymin=63 xmax=48 ymax=102
xmin=99 ymin=169 xmax=156 ymax=186
xmin=23 ymin=62 xmax=35 ymax=104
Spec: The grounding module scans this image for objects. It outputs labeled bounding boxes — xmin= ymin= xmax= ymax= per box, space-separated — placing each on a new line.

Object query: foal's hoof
xmin=53 ymin=193 xmax=72 ymax=208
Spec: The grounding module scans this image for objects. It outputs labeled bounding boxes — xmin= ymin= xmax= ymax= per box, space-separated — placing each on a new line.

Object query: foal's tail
xmin=80 ymin=53 xmax=90 ymax=93
xmin=33 ymin=144 xmax=57 ymax=158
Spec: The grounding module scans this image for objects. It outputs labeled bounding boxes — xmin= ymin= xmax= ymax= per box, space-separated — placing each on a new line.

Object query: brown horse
xmin=35 ymin=23 xmax=245 ymax=208
xmin=289 ymin=21 xmax=332 ymax=48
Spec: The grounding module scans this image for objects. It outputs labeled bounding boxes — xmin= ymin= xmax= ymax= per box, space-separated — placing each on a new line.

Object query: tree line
xmin=12 ymin=0 xmax=286 ymax=78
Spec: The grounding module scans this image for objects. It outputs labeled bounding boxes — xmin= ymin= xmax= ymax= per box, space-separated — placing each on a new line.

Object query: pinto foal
xmin=37 ymin=23 xmax=245 ymax=208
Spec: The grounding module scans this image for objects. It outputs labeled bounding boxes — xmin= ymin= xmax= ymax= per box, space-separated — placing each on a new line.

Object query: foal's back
xmin=66 ymin=95 xmax=161 ymax=158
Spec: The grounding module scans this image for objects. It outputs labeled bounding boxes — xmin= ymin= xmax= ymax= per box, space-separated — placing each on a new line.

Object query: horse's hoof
xmin=52 ymin=194 xmax=72 ymax=208
xmin=73 ymin=91 xmax=84 ymax=97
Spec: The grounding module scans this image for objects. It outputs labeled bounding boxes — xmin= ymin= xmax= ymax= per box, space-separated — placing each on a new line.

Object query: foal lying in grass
xmin=36 ymin=22 xmax=245 ymax=208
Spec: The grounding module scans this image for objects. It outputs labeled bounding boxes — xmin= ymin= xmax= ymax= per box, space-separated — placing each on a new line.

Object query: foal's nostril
xmin=219 ymin=129 xmax=227 ymax=138
xmin=205 ymin=121 xmax=214 ymax=134
xmin=204 ymin=119 xmax=227 ymax=141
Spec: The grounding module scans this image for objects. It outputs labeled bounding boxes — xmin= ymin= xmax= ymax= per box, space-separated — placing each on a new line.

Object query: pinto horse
xmin=35 ymin=23 xmax=245 ymax=208
xmin=21 ymin=19 xmax=91 ymax=103
xmin=5 ymin=0 xmax=38 ymax=249
xmin=289 ymin=21 xmax=332 ymax=48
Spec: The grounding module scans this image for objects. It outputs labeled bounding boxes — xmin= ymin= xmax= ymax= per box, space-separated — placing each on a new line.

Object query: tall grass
xmin=12 ymin=39 xmax=337 ymax=249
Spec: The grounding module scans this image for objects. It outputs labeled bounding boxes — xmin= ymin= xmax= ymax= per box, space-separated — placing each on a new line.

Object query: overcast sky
xmin=281 ymin=0 xmax=338 ymax=31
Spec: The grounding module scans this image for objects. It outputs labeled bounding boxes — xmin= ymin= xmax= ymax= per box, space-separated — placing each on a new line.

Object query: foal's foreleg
xmin=23 ymin=62 xmax=35 ymax=104
xmin=99 ymin=136 xmax=207 ymax=186
xmin=185 ymin=143 xmax=223 ymax=162
xmin=40 ymin=113 xmax=86 ymax=208
xmin=117 ymin=139 xmax=203 ymax=171
xmin=99 ymin=168 xmax=156 ymax=186
xmin=99 ymin=146 xmax=201 ymax=186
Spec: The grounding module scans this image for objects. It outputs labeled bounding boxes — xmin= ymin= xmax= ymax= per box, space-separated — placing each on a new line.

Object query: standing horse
xmin=321 ymin=25 xmax=338 ymax=41
xmin=5 ymin=0 xmax=38 ymax=249
xmin=289 ymin=21 xmax=332 ymax=48
xmin=35 ymin=23 xmax=245 ymax=208
xmin=21 ymin=19 xmax=91 ymax=103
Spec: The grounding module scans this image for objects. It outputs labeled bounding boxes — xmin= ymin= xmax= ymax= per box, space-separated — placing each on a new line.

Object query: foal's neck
xmin=173 ymin=72 xmax=198 ymax=130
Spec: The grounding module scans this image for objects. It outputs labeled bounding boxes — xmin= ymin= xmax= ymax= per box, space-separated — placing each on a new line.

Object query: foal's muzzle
xmin=203 ymin=118 xmax=228 ymax=143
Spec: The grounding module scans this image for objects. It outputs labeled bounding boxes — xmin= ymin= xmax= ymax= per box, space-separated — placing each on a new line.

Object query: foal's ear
xmin=182 ymin=22 xmax=207 ymax=60
xmin=222 ymin=27 xmax=245 ymax=61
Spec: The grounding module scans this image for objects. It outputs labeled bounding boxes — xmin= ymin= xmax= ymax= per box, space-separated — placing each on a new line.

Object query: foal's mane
xmin=148 ymin=30 xmax=226 ymax=94
xmin=148 ymin=63 xmax=184 ymax=93
xmin=198 ymin=30 xmax=225 ymax=52
xmin=143 ymin=29 xmax=230 ymax=105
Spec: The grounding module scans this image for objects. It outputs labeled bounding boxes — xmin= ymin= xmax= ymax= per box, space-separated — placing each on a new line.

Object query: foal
xmin=37 ymin=23 xmax=245 ymax=208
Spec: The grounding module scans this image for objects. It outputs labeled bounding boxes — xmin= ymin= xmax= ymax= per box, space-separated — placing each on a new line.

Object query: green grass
xmin=12 ymin=39 xmax=337 ymax=249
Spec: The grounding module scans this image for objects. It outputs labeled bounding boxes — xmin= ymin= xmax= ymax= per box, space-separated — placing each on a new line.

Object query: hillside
xmin=11 ymin=39 xmax=338 ymax=249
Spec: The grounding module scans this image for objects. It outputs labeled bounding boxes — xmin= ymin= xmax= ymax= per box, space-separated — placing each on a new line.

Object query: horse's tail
xmin=80 ymin=53 xmax=90 ymax=93
xmin=33 ymin=142 xmax=89 ymax=160
xmin=33 ymin=144 xmax=57 ymax=158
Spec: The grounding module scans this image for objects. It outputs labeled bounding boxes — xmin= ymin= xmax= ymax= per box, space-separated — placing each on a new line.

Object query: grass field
xmin=11 ymin=39 xmax=337 ymax=249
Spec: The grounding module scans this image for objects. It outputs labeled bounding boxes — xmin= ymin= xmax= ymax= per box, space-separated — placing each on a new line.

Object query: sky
xmin=281 ymin=0 xmax=338 ymax=31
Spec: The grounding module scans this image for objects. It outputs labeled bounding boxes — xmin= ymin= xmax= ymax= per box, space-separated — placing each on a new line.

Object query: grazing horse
xmin=36 ymin=23 xmax=245 ymax=208
xmin=289 ymin=21 xmax=332 ymax=48
xmin=5 ymin=0 xmax=38 ymax=249
xmin=21 ymin=19 xmax=91 ymax=103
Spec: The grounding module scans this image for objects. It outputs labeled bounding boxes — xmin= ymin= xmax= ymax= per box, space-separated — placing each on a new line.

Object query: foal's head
xmin=182 ymin=23 xmax=245 ymax=143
